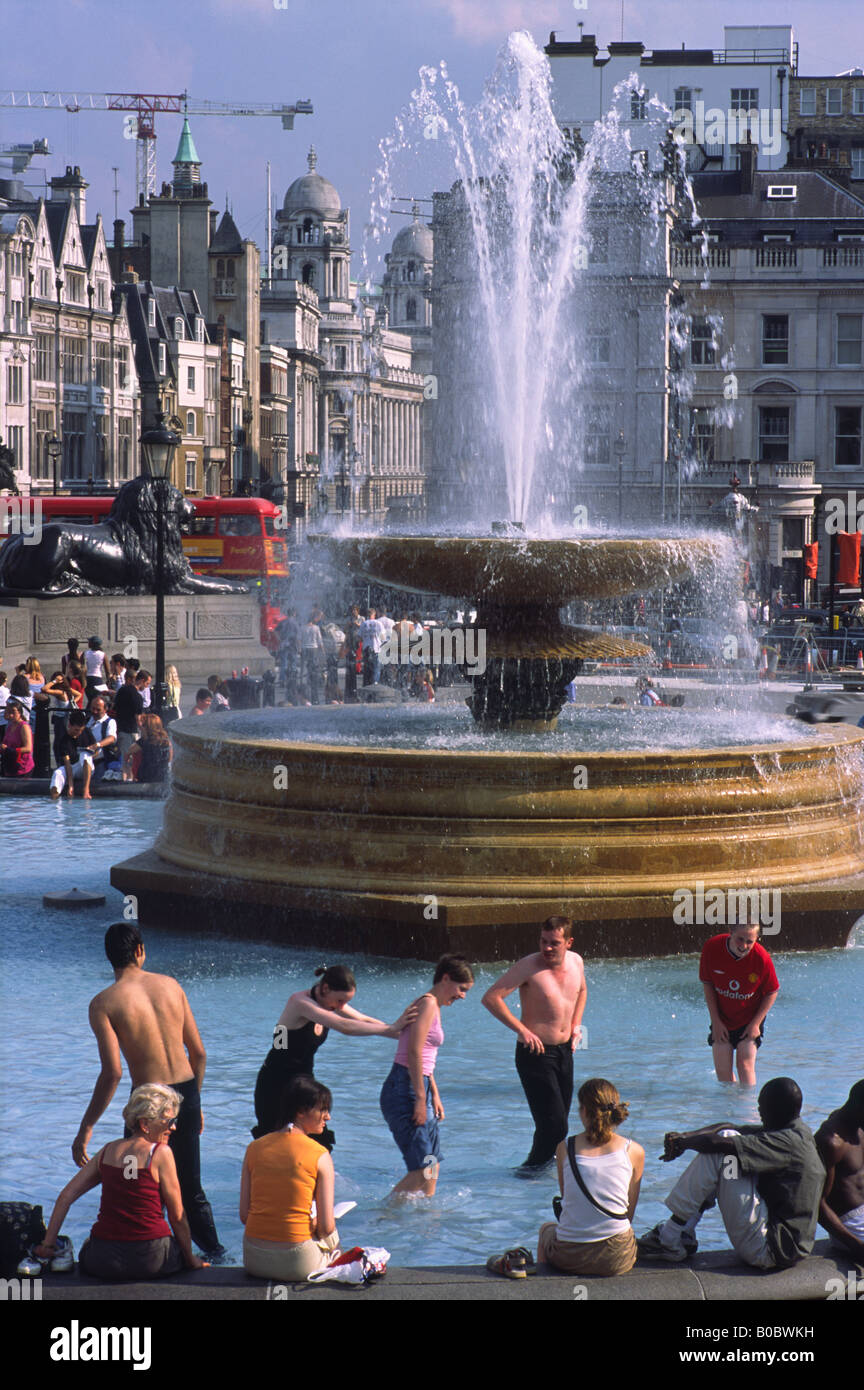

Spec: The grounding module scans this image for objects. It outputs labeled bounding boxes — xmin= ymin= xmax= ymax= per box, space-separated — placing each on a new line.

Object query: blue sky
xmin=2 ymin=0 xmax=862 ymax=275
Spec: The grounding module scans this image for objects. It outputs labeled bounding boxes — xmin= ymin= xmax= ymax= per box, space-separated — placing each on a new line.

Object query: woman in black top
xmin=252 ymin=965 xmax=415 ymax=1149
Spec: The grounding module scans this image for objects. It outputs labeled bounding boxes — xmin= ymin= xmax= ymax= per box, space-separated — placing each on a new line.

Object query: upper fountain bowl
xmin=311 ymin=534 xmax=727 ymax=607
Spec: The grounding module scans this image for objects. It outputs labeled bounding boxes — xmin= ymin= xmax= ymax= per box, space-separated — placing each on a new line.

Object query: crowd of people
xmin=275 ymin=605 xmax=437 ymax=706
xmin=0 ymin=634 xmax=244 ymax=792
xmin=22 ymin=915 xmax=864 ymax=1287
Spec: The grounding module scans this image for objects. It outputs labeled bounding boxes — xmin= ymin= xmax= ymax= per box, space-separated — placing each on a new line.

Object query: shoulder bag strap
xmin=566 ymin=1136 xmax=629 ymax=1220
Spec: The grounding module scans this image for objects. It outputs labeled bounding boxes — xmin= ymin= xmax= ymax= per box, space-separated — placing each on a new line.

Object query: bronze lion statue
xmin=0 ymin=476 xmax=246 ymax=595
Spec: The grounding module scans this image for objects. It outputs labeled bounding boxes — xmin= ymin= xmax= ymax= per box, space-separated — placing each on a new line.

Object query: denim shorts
xmin=379 ymin=1063 xmax=441 ymax=1174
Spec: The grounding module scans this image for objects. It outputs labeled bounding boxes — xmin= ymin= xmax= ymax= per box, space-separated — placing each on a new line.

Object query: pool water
xmin=1 ymin=800 xmax=861 ymax=1268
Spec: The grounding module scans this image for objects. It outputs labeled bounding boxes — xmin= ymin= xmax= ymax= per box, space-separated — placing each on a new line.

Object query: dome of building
xmin=283 ymin=147 xmax=341 ymax=218
xmin=391 ymin=217 xmax=433 ymax=261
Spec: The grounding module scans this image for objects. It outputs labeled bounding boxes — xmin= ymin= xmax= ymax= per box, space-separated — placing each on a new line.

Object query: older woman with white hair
xmin=33 ymin=1083 xmax=207 ymax=1280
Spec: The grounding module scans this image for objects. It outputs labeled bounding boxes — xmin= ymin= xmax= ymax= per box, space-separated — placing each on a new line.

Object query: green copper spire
xmin=173 ymin=116 xmax=200 ymax=168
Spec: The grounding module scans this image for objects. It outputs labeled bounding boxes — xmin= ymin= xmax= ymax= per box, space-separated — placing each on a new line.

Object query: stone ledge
xmin=37 ymin=1242 xmax=861 ymax=1301
xmin=0 ymin=778 xmax=167 ymax=799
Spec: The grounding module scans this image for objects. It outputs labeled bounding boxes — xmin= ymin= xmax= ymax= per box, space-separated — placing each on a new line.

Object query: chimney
xmin=49 ymin=164 xmax=88 ymax=223
xmin=113 ymin=218 xmax=125 ymax=252
xmin=738 ymin=136 xmax=757 ymax=194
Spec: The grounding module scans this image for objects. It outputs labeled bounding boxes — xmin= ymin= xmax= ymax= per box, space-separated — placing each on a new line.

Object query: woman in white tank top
xmin=537 ymin=1077 xmax=644 ymax=1277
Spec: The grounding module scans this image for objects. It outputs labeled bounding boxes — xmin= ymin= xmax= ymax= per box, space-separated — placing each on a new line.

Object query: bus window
xmin=189 ymin=516 xmax=217 ymax=535
xmin=219 ymin=513 xmax=261 ymax=536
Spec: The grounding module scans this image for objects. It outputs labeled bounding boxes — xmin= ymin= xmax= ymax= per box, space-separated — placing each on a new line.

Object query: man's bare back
xmin=74 ymin=932 xmax=206 ymax=1167
xmin=93 ymin=970 xmax=196 ymax=1087
xmin=816 ymin=1101 xmax=864 ymax=1249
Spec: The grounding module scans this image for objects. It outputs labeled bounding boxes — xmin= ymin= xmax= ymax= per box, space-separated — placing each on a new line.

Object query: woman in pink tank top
xmin=379 ymin=954 xmax=474 ymax=1200
xmin=34 ymin=1083 xmax=207 ymax=1280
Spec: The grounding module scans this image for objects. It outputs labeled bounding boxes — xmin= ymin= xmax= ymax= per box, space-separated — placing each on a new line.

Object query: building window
xmin=174 ymin=317 xmax=185 ymax=340
xmin=405 ymin=261 xmax=417 ymax=282
xmin=34 ymin=334 xmax=52 ymax=381
xmin=762 ymin=315 xmax=789 ymax=365
xmin=116 ymin=346 xmax=128 ymax=389
xmin=405 ymin=297 xmax=417 ymax=322
xmin=759 ymin=407 xmax=790 ymax=462
xmin=690 ymin=408 xmax=715 ymax=464
xmin=38 ymin=266 xmax=52 ymax=298
xmin=148 ymin=297 xmax=156 ymax=328
xmin=854 ymin=89 xmax=864 ymax=116
xmin=186 ymin=410 xmax=196 ymax=436
xmin=34 ymin=410 xmax=53 ymax=480
xmin=825 ymin=87 xmax=843 ymax=116
xmin=674 ymin=86 xmax=693 ymax=114
xmin=206 ymin=364 xmax=218 ymax=399
xmin=62 ymin=336 xmax=86 ymax=384
xmin=62 ymin=411 xmax=86 ymax=479
xmin=10 ymin=300 xmax=24 ymax=333
xmin=852 ymin=147 xmax=864 ymax=180
xmin=837 ymin=314 xmax=863 ymax=365
xmin=584 ymin=406 xmax=610 ymax=465
xmin=97 ymin=280 xmax=109 ymax=309
xmin=588 ymin=334 xmax=610 ymax=364
xmin=196 ymin=317 xmax=205 ymax=343
xmin=185 ymin=454 xmax=197 ymax=490
xmin=589 ymin=226 xmax=608 ymax=264
xmin=690 ymin=319 xmax=716 ymax=366
xmin=94 ymin=417 xmax=109 ymax=479
xmin=335 ymin=345 xmax=347 ymax=369
xmin=66 ymin=270 xmax=86 ymax=303
xmin=731 ymin=88 xmax=759 ymax=113
xmin=187 ymin=366 xmax=196 ymax=392
xmin=118 ymin=417 xmax=132 ymax=479
xmin=205 ymin=412 xmax=217 ymax=445
xmin=6 ymin=362 xmax=24 ymax=405
xmin=6 ymin=425 xmax=23 ymax=470
xmin=835 ymin=407 xmax=862 ymax=468
xmin=799 ymin=88 xmax=816 ymax=115
xmin=94 ymin=340 xmax=111 ymax=388
xmin=630 ymin=90 xmax=647 ymax=120
xmin=158 ymin=341 xmax=167 ymax=376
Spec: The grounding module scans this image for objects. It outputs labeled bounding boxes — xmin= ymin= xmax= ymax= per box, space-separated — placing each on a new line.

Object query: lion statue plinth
xmin=0 ymin=476 xmax=247 ymax=596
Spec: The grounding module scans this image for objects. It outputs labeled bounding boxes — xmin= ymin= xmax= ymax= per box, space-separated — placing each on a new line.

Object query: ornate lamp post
xmin=140 ymin=410 xmax=180 ymax=717
xmin=47 ymin=433 xmax=62 ymax=493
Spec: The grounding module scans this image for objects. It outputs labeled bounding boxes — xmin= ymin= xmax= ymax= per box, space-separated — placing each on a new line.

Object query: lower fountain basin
xmin=112 ymin=708 xmax=864 ymax=959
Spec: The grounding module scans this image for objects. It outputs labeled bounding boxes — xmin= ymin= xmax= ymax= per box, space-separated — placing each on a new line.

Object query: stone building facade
xmin=0 ymin=166 xmax=139 ymax=492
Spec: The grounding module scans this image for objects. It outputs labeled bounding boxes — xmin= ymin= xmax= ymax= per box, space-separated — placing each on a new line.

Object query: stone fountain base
xmin=111 ymin=714 xmax=864 ymax=959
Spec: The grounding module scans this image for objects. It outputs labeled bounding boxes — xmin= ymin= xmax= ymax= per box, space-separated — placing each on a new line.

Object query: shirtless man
xmin=815 ymin=1079 xmax=864 ymax=1262
xmin=482 ymin=916 xmax=587 ymax=1172
xmin=72 ymin=922 xmax=223 ymax=1257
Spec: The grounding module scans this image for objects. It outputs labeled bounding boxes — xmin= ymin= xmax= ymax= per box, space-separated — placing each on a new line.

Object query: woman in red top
xmin=34 ymin=1083 xmax=207 ymax=1280
xmin=0 ymin=699 xmax=34 ymax=777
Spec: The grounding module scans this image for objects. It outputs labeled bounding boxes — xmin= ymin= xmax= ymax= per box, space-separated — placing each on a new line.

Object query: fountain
xmin=112 ymin=34 xmax=864 ymax=958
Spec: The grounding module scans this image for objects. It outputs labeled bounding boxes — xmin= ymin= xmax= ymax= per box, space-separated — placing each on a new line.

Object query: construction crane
xmin=0 ymin=91 xmax=313 ymax=201
xmin=0 ymin=136 xmax=51 ymax=174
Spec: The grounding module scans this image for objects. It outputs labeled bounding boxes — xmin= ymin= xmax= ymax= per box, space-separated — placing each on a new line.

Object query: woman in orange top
xmin=240 ymin=1075 xmax=339 ymax=1280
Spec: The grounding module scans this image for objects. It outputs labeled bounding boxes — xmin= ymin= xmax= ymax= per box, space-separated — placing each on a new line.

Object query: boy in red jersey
xmin=699 ymin=923 xmax=779 ymax=1087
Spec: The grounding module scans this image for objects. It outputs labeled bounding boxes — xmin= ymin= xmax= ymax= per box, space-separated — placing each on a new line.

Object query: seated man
xmin=815 ymin=1079 xmax=864 ymax=1263
xmin=85 ymin=694 xmax=118 ymax=784
xmin=49 ymin=710 xmax=95 ymax=800
xmin=638 ymin=1077 xmax=824 ymax=1269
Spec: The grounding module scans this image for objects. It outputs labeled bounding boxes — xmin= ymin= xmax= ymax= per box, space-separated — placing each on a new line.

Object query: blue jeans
xmin=379 ymin=1063 xmax=441 ymax=1174
xmin=362 ymin=650 xmax=380 ymax=686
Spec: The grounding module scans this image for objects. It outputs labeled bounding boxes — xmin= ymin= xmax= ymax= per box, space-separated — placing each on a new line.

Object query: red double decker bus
xmin=22 ymin=495 xmax=290 ymax=651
